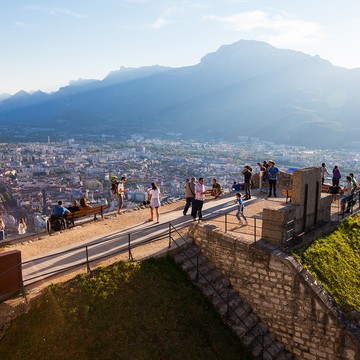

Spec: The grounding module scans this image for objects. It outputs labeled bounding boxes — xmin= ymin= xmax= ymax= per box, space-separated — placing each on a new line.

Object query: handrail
xmin=167 ymin=222 xmax=284 ymax=359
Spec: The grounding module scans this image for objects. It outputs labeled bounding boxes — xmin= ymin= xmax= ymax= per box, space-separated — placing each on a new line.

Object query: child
xmin=234 ymin=193 xmax=248 ymax=226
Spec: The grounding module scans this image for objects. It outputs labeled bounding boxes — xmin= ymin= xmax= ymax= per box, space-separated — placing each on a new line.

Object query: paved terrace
xmin=0 ymin=187 xmax=347 ymax=289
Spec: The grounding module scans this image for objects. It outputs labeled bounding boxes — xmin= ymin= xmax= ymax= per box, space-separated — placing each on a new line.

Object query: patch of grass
xmin=0 ymin=256 xmax=252 ymax=360
xmin=293 ymin=214 xmax=360 ymax=314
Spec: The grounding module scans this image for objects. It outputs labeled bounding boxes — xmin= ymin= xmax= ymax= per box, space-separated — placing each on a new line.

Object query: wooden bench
xmin=282 ymin=189 xmax=293 ymax=203
xmin=66 ymin=204 xmax=108 ymax=227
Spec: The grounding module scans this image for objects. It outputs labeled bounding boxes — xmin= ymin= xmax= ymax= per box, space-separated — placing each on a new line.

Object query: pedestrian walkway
xmin=22 ymin=193 xmax=260 ymax=285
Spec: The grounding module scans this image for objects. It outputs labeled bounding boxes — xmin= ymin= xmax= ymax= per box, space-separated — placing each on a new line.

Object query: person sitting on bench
xmin=67 ymin=200 xmax=80 ymax=212
xmin=79 ymin=197 xmax=93 ymax=210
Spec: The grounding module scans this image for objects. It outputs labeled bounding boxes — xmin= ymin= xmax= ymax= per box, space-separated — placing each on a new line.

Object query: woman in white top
xmin=0 ymin=217 xmax=5 ymax=240
xmin=18 ymin=217 xmax=27 ymax=236
xmin=148 ymin=182 xmax=161 ymax=223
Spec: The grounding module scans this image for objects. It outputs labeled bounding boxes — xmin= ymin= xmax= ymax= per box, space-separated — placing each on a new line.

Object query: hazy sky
xmin=1 ymin=0 xmax=360 ymax=95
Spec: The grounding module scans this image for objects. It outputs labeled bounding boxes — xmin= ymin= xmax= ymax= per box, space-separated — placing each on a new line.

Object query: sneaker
xmin=274 ymin=195 xmax=277 ymax=197
xmin=183 ymin=211 xmax=186 ymax=216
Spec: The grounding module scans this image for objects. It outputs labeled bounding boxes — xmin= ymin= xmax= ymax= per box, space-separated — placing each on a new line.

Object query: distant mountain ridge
xmin=1 ymin=40 xmax=360 ymax=148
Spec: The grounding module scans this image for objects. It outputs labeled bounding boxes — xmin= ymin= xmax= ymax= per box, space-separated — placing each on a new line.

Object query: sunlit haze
xmin=1 ymin=0 xmax=360 ymax=95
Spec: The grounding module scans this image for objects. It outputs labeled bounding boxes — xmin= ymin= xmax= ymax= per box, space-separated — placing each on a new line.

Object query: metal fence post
xmin=196 ymin=256 xmax=199 ymax=282
xmin=226 ymin=290 xmax=230 ymax=319
xmin=168 ymin=222 xmax=172 ymax=248
xmin=85 ymin=246 xmax=91 ymax=274
xmin=128 ymin=233 xmax=133 ymax=261
xmin=254 ymin=218 xmax=257 ymax=243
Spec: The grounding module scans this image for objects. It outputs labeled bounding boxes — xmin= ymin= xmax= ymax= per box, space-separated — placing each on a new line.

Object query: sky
xmin=1 ymin=0 xmax=360 ymax=95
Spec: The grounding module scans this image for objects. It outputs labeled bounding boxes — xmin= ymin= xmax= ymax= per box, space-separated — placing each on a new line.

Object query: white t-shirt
xmin=149 ymin=188 xmax=160 ymax=208
xmin=117 ymin=182 xmax=125 ymax=198
xmin=18 ymin=223 xmax=26 ymax=235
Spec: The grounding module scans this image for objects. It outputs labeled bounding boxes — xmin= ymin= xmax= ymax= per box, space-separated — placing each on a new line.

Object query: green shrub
xmin=294 ymin=214 xmax=360 ymax=314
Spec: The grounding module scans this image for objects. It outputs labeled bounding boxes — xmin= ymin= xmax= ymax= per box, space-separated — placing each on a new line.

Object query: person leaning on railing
xmin=339 ymin=176 xmax=354 ymax=215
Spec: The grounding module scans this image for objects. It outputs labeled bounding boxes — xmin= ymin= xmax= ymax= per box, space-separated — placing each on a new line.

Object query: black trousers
xmin=269 ymin=179 xmax=277 ymax=196
xmin=191 ymin=200 xmax=204 ymax=219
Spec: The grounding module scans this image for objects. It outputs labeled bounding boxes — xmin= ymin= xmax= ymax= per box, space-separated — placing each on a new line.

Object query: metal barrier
xmin=167 ymin=223 xmax=285 ymax=360
xmin=201 ymin=210 xmax=296 ymax=245
xmin=21 ymin=229 xmax=171 ymax=285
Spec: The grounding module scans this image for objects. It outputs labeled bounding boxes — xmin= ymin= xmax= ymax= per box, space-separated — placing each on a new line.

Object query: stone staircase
xmin=172 ymin=241 xmax=294 ymax=360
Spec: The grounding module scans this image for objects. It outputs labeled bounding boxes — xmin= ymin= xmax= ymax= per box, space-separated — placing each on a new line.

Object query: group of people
xmin=50 ymin=197 xmax=93 ymax=221
xmin=183 ymin=177 xmax=224 ymax=222
xmin=112 ymin=176 xmax=162 ymax=223
xmin=257 ymin=160 xmax=280 ymax=197
xmin=320 ymin=163 xmax=359 ymax=214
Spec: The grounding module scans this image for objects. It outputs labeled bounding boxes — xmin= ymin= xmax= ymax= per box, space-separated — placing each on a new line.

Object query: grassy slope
xmin=0 ymin=256 xmax=252 ymax=360
xmin=293 ymin=214 xmax=360 ymax=314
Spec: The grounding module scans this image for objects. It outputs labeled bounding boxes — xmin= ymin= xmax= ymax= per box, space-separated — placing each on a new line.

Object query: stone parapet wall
xmin=188 ymin=223 xmax=360 ymax=360
xmin=262 ymin=167 xmax=333 ymax=247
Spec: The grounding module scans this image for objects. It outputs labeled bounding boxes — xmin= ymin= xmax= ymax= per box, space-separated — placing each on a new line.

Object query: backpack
xmin=111 ymin=183 xmax=117 ymax=194
xmin=111 ymin=177 xmax=118 ymax=195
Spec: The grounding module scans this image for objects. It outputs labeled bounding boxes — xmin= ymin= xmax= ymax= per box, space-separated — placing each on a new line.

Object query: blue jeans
xmin=236 ymin=210 xmax=247 ymax=221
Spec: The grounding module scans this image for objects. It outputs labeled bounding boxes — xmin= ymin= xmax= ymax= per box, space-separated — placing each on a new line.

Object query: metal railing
xmin=167 ymin=222 xmax=285 ymax=360
xmin=201 ymin=210 xmax=296 ymax=246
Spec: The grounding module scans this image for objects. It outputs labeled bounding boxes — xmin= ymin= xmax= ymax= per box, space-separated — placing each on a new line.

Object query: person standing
xmin=117 ymin=176 xmax=128 ymax=214
xmin=18 ymin=217 xmax=27 ymax=236
xmin=262 ymin=160 xmax=269 ymax=184
xmin=148 ymin=182 xmax=161 ymax=223
xmin=349 ymin=173 xmax=359 ymax=190
xmin=332 ymin=166 xmax=341 ymax=187
xmin=234 ymin=193 xmax=247 ymax=226
xmin=0 ymin=217 xmax=5 ymax=240
xmin=191 ymin=177 xmax=209 ymax=222
xmin=321 ymin=163 xmax=330 ymax=185
xmin=268 ymin=161 xmax=279 ymax=198
xmin=340 ymin=176 xmax=354 ymax=214
xmin=183 ymin=177 xmax=195 ymax=216
xmin=242 ymin=165 xmax=253 ymax=200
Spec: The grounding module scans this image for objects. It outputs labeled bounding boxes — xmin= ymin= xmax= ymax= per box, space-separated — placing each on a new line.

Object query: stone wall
xmin=187 ymin=224 xmax=360 ymax=360
xmin=262 ymin=167 xmax=333 ymax=247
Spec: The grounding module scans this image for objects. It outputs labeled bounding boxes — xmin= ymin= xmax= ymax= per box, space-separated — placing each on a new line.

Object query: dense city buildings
xmin=0 ymin=137 xmax=359 ymax=235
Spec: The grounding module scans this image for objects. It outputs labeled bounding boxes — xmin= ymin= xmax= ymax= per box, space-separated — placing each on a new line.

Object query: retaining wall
xmin=188 ymin=223 xmax=360 ymax=360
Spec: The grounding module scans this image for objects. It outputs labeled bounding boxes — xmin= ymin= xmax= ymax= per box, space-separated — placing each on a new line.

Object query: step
xmin=171 ymin=243 xmax=293 ymax=359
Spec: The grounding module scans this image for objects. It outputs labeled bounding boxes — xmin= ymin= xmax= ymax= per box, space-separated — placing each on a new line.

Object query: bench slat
xmin=67 ymin=204 xmax=107 ymax=225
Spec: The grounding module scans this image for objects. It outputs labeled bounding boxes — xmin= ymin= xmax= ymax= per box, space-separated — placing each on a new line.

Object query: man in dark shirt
xmin=67 ymin=200 xmax=80 ymax=212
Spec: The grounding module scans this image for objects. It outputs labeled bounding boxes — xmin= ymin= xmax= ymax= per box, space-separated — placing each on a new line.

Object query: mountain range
xmin=1 ymin=40 xmax=360 ymax=148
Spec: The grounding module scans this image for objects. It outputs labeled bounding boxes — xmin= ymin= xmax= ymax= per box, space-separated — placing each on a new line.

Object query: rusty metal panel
xmin=0 ymin=250 xmax=23 ymax=301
